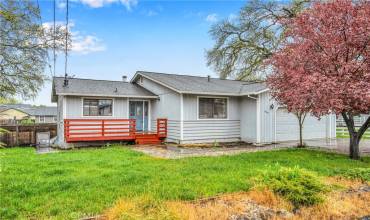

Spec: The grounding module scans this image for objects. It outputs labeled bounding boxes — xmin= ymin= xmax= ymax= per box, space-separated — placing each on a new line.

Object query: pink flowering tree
xmin=267 ymin=0 xmax=370 ymax=159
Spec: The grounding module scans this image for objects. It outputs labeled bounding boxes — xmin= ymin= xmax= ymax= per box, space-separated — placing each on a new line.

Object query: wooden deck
xmin=64 ymin=118 xmax=167 ymax=144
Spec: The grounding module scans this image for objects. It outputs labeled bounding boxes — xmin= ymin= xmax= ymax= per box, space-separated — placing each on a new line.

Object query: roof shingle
xmin=135 ymin=71 xmax=267 ymax=95
xmin=52 ymin=77 xmax=158 ymax=99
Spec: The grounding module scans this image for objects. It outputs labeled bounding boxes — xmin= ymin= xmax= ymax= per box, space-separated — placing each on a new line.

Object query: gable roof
xmin=132 ymin=71 xmax=268 ymax=96
xmin=52 ymin=77 xmax=158 ymax=102
xmin=0 ymin=104 xmax=57 ymax=116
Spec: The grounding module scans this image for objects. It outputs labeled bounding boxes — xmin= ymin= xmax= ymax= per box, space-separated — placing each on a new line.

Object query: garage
xmin=276 ymin=108 xmax=328 ymax=142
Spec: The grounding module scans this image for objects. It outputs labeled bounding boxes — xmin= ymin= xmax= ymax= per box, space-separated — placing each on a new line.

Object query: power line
xmin=53 ymin=0 xmax=56 ymax=77
xmin=63 ymin=0 xmax=69 ymax=87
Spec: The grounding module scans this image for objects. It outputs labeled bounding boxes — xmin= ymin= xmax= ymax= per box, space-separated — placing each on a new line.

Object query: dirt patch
xmin=100 ymin=178 xmax=370 ymax=220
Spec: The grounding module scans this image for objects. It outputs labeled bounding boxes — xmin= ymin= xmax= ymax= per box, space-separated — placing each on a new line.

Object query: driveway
xmin=132 ymin=138 xmax=370 ymax=159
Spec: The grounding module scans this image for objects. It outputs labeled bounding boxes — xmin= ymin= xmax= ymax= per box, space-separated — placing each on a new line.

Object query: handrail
xmin=64 ymin=119 xmax=136 ymax=142
xmin=157 ymin=118 xmax=167 ymax=138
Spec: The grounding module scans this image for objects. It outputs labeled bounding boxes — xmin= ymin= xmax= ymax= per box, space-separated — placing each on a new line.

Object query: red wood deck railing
xmin=157 ymin=118 xmax=167 ymax=138
xmin=64 ymin=119 xmax=136 ymax=142
xmin=64 ymin=118 xmax=167 ymax=143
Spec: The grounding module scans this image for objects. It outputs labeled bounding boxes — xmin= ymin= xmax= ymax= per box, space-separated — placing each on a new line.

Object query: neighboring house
xmin=0 ymin=104 xmax=57 ymax=124
xmin=52 ymin=71 xmax=336 ymax=148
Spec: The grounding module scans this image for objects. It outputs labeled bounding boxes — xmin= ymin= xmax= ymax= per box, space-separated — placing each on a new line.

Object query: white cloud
xmin=71 ymin=34 xmax=106 ymax=54
xmin=206 ymin=13 xmax=218 ymax=23
xmin=57 ymin=1 xmax=66 ymax=9
xmin=79 ymin=0 xmax=137 ymax=10
xmin=43 ymin=21 xmax=106 ymax=55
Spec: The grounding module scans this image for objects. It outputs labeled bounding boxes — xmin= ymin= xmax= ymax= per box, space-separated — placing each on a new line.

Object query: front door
xmin=129 ymin=101 xmax=149 ymax=131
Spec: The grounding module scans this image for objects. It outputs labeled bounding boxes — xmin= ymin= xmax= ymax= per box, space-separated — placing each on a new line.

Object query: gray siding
xmin=257 ymin=92 xmax=336 ymax=143
xmin=139 ymin=77 xmax=181 ymax=142
xmin=65 ymin=96 xmax=128 ymax=119
xmin=259 ymin=92 xmax=275 ymax=143
xmin=151 ymin=119 xmax=181 ymax=143
xmin=139 ymin=77 xmax=181 ymax=120
xmin=275 ymin=108 xmax=336 ymax=141
xmin=56 ymin=95 xmax=64 ymax=146
xmin=182 ymin=120 xmax=240 ymax=143
xmin=181 ymin=95 xmax=241 ymax=143
xmin=240 ymin=97 xmax=257 ymax=143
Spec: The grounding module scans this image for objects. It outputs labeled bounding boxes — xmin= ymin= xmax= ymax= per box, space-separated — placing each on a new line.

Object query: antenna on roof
xmin=63 ymin=0 xmax=69 ymax=87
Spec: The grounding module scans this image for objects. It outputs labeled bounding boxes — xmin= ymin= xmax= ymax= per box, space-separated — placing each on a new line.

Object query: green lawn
xmin=1 ymin=147 xmax=369 ymax=219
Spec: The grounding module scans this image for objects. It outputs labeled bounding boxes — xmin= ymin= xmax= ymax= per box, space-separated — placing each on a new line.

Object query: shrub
xmin=337 ymin=168 xmax=370 ymax=182
xmin=257 ymin=166 xmax=327 ymax=208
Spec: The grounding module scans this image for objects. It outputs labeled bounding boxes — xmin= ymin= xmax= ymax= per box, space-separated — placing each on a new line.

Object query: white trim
xmin=196 ymin=96 xmax=229 ymax=120
xmin=148 ymin=100 xmax=151 ymax=132
xmin=62 ymin=96 xmax=66 ymax=119
xmin=81 ymin=97 xmax=115 ymax=117
xmin=256 ymin=95 xmax=261 ymax=143
xmin=56 ymin=93 xmax=158 ymax=99
xmin=127 ymin=98 xmax=130 ymax=118
xmin=131 ymin=72 xmax=270 ymax=96
xmin=131 ymin=73 xmax=182 ymax=93
xmin=183 ymin=91 xmax=241 ymax=96
xmin=180 ymin=94 xmax=184 ymax=140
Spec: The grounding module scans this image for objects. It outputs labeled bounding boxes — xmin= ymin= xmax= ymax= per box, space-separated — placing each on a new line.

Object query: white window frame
xmin=197 ymin=96 xmax=229 ymax=120
xmin=81 ymin=97 xmax=114 ymax=117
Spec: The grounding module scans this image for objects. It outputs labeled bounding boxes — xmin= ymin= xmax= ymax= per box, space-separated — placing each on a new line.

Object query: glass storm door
xmin=129 ymin=101 xmax=149 ymax=131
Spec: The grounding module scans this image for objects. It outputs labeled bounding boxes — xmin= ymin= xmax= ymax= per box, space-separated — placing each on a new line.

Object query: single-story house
xmin=0 ymin=104 xmax=57 ymax=124
xmin=52 ymin=71 xmax=336 ymax=148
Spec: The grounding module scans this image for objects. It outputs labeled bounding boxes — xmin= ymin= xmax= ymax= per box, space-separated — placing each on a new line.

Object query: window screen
xmin=83 ymin=99 xmax=112 ymax=116
xmin=198 ymin=98 xmax=227 ymax=119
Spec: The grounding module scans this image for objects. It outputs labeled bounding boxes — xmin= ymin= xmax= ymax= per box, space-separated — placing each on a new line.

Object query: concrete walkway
xmin=273 ymin=138 xmax=370 ymax=154
xmin=132 ymin=138 xmax=370 ymax=159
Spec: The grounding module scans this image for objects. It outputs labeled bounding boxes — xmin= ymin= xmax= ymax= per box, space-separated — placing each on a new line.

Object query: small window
xmin=198 ymin=97 xmax=227 ymax=119
xmin=53 ymin=117 xmax=57 ymax=122
xmin=39 ymin=116 xmax=45 ymax=123
xmin=83 ymin=99 xmax=113 ymax=116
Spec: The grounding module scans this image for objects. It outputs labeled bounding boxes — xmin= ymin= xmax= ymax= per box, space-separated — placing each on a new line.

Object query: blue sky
xmin=29 ymin=0 xmax=245 ymax=106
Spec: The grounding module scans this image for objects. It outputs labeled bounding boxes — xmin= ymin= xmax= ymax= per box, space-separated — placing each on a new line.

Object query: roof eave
xmin=132 ymin=71 xmax=182 ymax=93
xmin=54 ymin=92 xmax=159 ymax=99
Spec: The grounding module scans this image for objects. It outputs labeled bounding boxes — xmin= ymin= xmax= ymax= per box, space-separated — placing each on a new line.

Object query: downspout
xmin=256 ymin=94 xmax=261 ymax=144
xmin=180 ymin=93 xmax=184 ymax=143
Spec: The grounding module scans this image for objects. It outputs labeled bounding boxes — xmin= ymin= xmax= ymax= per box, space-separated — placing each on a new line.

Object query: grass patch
xmin=1 ymin=147 xmax=369 ymax=219
xmin=334 ymin=168 xmax=370 ymax=182
xmin=256 ymin=167 xmax=328 ymax=208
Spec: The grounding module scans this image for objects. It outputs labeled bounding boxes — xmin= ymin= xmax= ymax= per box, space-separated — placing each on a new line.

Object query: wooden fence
xmin=0 ymin=123 xmax=57 ymax=147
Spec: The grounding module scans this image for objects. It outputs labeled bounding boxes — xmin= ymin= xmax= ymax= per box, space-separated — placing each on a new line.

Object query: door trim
xmin=129 ymin=100 xmax=150 ymax=132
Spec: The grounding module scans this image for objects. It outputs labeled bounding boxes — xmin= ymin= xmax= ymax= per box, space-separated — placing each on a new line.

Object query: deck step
xmin=136 ymin=139 xmax=162 ymax=144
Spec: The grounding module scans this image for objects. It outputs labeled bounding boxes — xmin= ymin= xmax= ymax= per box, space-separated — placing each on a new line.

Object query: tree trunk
xmin=298 ymin=121 xmax=303 ymax=147
xmin=296 ymin=112 xmax=306 ymax=148
xmin=342 ymin=113 xmax=370 ymax=160
xmin=348 ymin=131 xmax=360 ymax=160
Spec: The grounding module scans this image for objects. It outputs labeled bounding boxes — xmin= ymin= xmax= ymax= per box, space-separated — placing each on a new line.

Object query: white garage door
xmin=276 ymin=108 xmax=327 ymax=142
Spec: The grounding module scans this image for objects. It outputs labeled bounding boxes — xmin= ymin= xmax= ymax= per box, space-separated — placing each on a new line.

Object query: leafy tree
xmin=206 ymin=0 xmax=309 ymax=80
xmin=267 ymin=0 xmax=370 ymax=159
xmin=0 ymin=0 xmax=66 ymax=100
xmin=0 ymin=97 xmax=19 ymax=104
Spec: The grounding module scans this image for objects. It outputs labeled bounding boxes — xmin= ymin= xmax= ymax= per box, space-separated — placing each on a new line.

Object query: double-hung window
xmin=83 ymin=99 xmax=113 ymax=116
xmin=198 ymin=97 xmax=227 ymax=119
